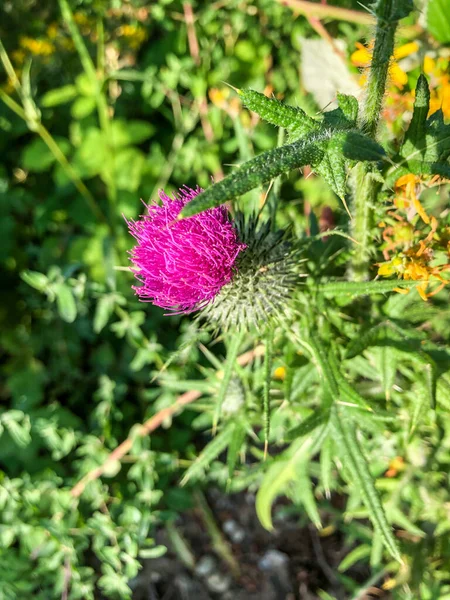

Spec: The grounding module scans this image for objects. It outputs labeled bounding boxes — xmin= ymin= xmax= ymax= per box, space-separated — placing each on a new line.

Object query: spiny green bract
xmin=400 ymin=74 xmax=450 ymax=178
xmin=199 ymin=214 xmax=301 ymax=332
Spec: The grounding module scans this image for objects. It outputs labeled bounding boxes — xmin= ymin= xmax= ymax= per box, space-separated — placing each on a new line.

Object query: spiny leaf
xmin=180 ymin=134 xmax=327 ymax=217
xmin=320 ymin=435 xmax=333 ymax=499
xmin=213 ymin=330 xmax=246 ymax=430
xmin=256 ymin=428 xmax=325 ymax=530
xmin=240 ymin=89 xmax=317 ymax=134
xmin=286 ymin=407 xmax=330 ymax=441
xmin=227 ymin=420 xmax=247 ymax=481
xmin=401 ymin=74 xmax=430 ymax=158
xmin=181 ymin=424 xmax=235 ymax=485
xmin=292 ymin=458 xmax=322 ymax=529
xmin=331 ymin=407 xmax=401 ymax=562
xmin=317 ymin=279 xmax=422 ymax=298
xmin=341 ymin=131 xmax=386 ymax=161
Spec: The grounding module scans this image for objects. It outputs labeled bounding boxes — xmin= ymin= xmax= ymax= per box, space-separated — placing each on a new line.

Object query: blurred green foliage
xmin=1 ymin=0 xmax=450 ymax=598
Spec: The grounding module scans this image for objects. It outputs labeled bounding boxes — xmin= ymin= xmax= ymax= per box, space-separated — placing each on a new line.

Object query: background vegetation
xmin=1 ymin=0 xmax=450 ymax=598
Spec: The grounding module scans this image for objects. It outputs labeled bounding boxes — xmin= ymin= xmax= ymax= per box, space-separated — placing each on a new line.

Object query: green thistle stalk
xmin=351 ymin=0 xmax=412 ymax=280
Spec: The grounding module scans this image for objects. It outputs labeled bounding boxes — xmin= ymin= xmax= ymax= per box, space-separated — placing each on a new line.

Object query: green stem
xmin=263 ymin=328 xmax=274 ymax=458
xmin=351 ymin=0 xmax=407 ymax=280
xmin=58 ymin=0 xmax=117 ymax=227
xmin=0 ymin=88 xmax=107 ymax=225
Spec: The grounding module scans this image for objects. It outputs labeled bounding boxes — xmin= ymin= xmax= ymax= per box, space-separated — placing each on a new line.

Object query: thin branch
xmin=277 ymin=0 xmax=374 ymax=24
xmin=70 ymin=344 xmax=264 ymax=498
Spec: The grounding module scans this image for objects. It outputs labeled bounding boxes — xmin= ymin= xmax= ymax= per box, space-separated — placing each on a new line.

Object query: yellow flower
xmin=19 ymin=36 xmax=55 ymax=57
xmin=116 ymin=24 xmax=147 ymax=49
xmin=350 ymin=41 xmax=418 ymax=90
xmin=273 ymin=366 xmax=286 ymax=381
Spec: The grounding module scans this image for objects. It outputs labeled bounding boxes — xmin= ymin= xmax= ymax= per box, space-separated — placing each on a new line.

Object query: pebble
xmin=206 ymin=573 xmax=232 ymax=594
xmin=223 ymin=519 xmax=246 ymax=544
xmin=195 ymin=555 xmax=217 ymax=578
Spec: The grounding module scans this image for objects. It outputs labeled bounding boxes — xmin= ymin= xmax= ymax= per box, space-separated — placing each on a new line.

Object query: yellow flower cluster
xmin=19 ymin=36 xmax=55 ymax=57
xmin=350 ymin=41 xmax=419 ymax=90
xmin=377 ymin=175 xmax=450 ymax=301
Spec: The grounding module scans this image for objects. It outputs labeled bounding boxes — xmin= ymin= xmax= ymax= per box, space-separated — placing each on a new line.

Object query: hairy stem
xmin=351 ymin=0 xmax=407 ymax=280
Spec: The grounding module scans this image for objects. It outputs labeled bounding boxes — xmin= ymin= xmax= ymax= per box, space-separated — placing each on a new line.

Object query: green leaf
xmin=317 ymin=279 xmax=422 ymax=298
xmin=427 ymin=0 xmax=450 ymax=43
xmin=402 ymin=75 xmax=430 ymax=159
xmin=226 ymin=420 xmax=246 ymax=480
xmin=114 ymin=147 xmax=146 ymax=191
xmin=40 ymin=85 xmax=77 ymax=107
xmin=320 ymin=435 xmax=333 ymax=498
xmin=331 ymin=407 xmax=401 ymax=562
xmin=20 ymin=270 xmax=49 ymax=293
xmin=139 ymin=545 xmax=167 ymax=559
xmin=262 ymin=330 xmax=274 ymax=452
xmin=181 ymin=424 xmax=235 ymax=485
xmin=286 ymin=408 xmax=330 ymax=441
xmin=341 ymin=131 xmax=386 ymax=161
xmin=213 ymin=330 xmax=246 ymax=430
xmin=240 ymin=88 xmax=317 ymax=135
xmin=110 ymin=119 xmax=155 ymax=147
xmin=22 ymin=137 xmax=70 ymax=172
xmin=338 ymin=544 xmax=371 ymax=572
xmin=54 ymin=283 xmax=77 ymax=323
xmin=292 ymin=457 xmax=322 ymax=528
xmin=71 ymin=96 xmax=96 ymax=119
xmin=94 ymin=295 xmax=116 ymax=333
xmin=256 ymin=433 xmax=320 ymax=530
xmin=180 ymin=134 xmax=328 ymax=217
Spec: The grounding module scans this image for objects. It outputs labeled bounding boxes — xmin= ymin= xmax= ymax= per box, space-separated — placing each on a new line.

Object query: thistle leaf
xmin=181 ymin=424 xmax=235 ymax=485
xmin=286 ymin=407 xmax=330 ymax=441
xmin=332 ymin=407 xmax=401 ymax=562
xmin=256 ymin=428 xmax=325 ymax=530
xmin=317 ymin=279 xmax=422 ymax=298
xmin=212 ymin=331 xmax=246 ymax=430
xmin=180 ymin=135 xmax=327 ymax=217
xmin=227 ymin=420 xmax=247 ymax=481
xmin=240 ymin=89 xmax=317 ymax=134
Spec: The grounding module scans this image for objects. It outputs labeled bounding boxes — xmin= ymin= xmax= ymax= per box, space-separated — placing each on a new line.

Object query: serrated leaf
xmin=256 ymin=432 xmax=320 ymax=530
xmin=286 ymin=408 xmax=330 ymax=441
xmin=318 ymin=279 xmax=421 ymax=298
xmin=240 ymin=89 xmax=317 ymax=134
xmin=342 ymin=131 xmax=386 ymax=161
xmin=320 ymin=435 xmax=333 ymax=498
xmin=401 ymin=75 xmax=430 ymax=159
xmin=213 ymin=330 xmax=245 ymax=430
xmin=292 ymin=457 xmax=322 ymax=528
xmin=226 ymin=420 xmax=246 ymax=480
xmin=180 ymin=134 xmax=328 ymax=216
xmin=331 ymin=407 xmax=401 ymax=562
xmin=181 ymin=424 xmax=235 ymax=485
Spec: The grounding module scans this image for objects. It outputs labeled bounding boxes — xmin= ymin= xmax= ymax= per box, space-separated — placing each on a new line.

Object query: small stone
xmin=223 ymin=519 xmax=245 ymax=544
xmin=258 ymin=549 xmax=290 ymax=572
xmin=206 ymin=573 xmax=231 ymax=594
xmin=195 ymin=555 xmax=217 ymax=578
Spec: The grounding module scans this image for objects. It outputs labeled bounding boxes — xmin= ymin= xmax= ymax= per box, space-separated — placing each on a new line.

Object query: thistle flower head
xmin=127 ymin=186 xmax=246 ymax=313
xmin=200 ymin=213 xmax=301 ymax=332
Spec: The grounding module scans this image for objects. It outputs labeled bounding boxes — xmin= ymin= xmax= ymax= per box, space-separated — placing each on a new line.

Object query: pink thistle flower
xmin=127 ymin=186 xmax=246 ymax=314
